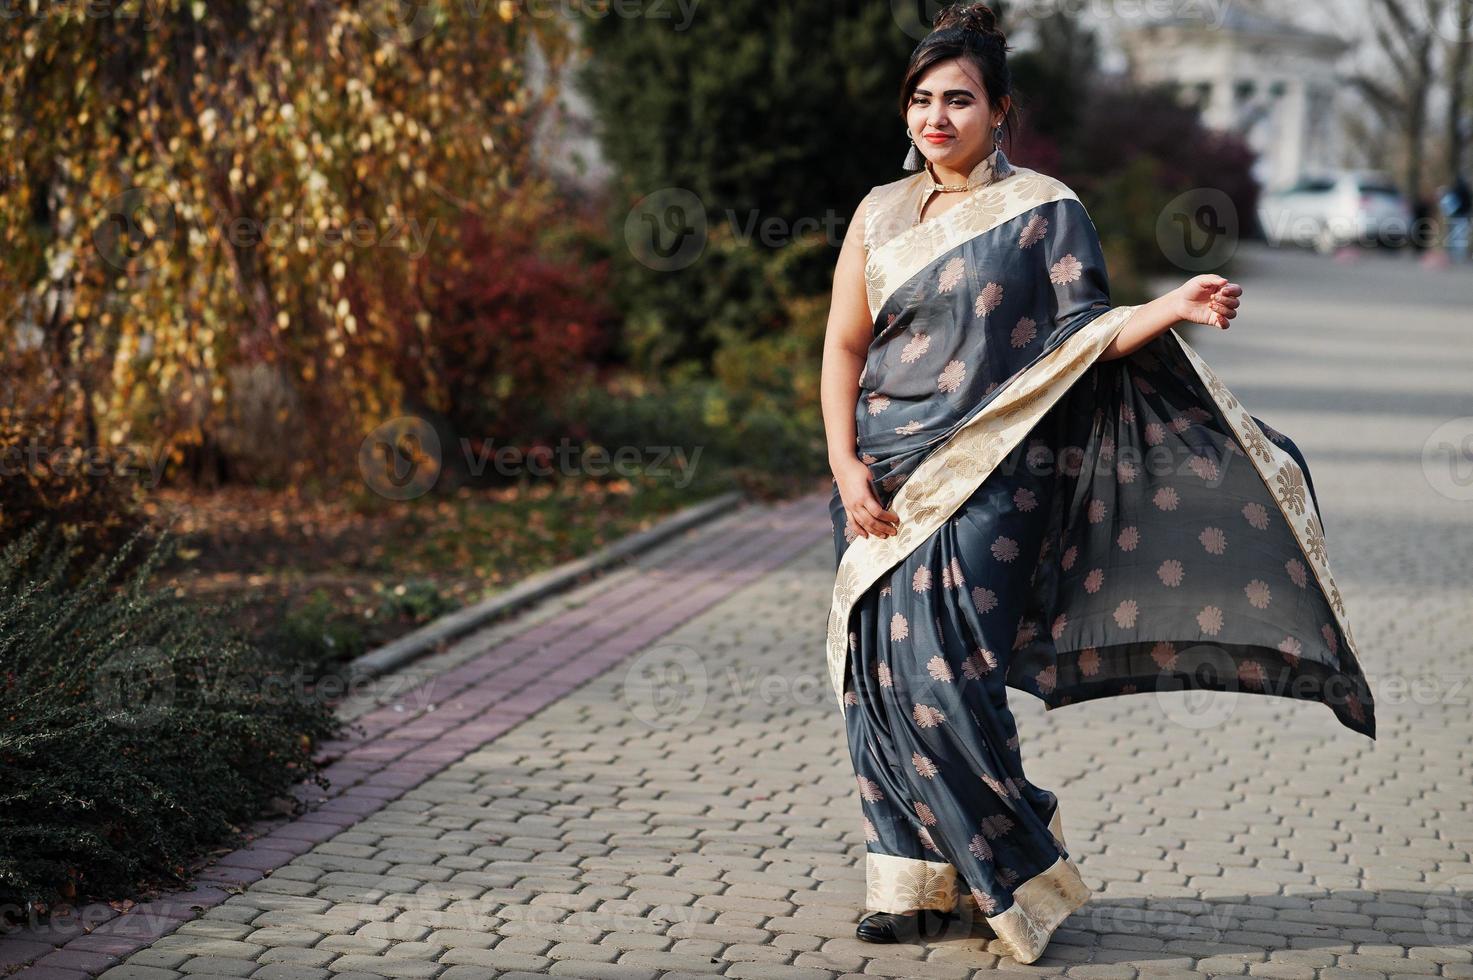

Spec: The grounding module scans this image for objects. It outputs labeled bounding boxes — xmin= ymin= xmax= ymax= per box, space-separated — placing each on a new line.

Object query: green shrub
xmin=580 ymin=1 xmax=915 ymax=375
xmin=375 ymin=579 xmax=458 ymax=626
xmin=264 ymin=589 xmax=370 ymax=674
xmin=0 ymin=525 xmax=343 ymax=922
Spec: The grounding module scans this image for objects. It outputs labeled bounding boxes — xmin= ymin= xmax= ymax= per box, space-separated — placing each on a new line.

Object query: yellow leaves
xmin=8 ymin=7 xmax=561 ymax=482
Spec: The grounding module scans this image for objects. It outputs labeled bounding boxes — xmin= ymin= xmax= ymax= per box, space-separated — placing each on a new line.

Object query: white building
xmin=1116 ymin=5 xmax=1353 ymax=191
xmin=526 ymin=17 xmax=613 ymax=194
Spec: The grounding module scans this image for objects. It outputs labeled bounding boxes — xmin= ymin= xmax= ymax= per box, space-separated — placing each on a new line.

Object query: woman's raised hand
xmin=1173 ymin=274 xmax=1242 ymax=329
xmin=833 ymin=455 xmax=900 ymax=540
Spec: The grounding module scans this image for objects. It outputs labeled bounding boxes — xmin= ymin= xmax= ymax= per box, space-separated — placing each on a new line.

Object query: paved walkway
xmin=5 ymin=243 xmax=1473 ymax=979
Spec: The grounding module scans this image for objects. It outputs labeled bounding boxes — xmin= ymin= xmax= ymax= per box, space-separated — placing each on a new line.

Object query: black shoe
xmin=855 ymin=908 xmax=958 ymax=943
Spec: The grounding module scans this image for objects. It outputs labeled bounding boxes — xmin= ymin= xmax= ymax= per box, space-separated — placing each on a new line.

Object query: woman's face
xmin=904 ymin=57 xmax=1003 ymax=170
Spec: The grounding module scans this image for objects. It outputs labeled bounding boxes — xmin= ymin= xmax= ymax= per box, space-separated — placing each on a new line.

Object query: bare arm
xmin=821 ymin=195 xmax=900 ymax=539
xmin=1099 ymin=277 xmax=1242 ymax=361
xmin=821 ymin=197 xmax=873 ymax=470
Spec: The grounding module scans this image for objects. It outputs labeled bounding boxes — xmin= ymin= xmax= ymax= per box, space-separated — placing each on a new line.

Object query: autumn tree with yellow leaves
xmin=1 ymin=0 xmax=575 ymax=506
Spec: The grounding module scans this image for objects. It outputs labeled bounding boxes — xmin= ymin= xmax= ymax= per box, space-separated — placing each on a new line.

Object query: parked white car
xmin=1257 ymin=171 xmax=1413 ymax=253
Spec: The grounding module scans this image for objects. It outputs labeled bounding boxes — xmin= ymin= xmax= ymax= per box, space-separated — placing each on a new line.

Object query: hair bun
xmin=933 ymin=2 xmax=1003 ymax=39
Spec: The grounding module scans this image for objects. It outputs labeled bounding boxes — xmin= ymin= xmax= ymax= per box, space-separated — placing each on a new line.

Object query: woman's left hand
xmin=1173 ymin=274 xmax=1242 ymax=329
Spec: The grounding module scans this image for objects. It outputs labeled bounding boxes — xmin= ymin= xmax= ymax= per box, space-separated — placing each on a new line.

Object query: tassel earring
xmin=903 ymin=127 xmax=924 ymax=171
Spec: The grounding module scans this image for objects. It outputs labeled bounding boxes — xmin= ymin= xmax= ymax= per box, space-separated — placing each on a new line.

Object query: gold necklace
xmin=915 ymin=154 xmax=1000 ymax=226
xmin=925 ymin=155 xmax=990 ymax=193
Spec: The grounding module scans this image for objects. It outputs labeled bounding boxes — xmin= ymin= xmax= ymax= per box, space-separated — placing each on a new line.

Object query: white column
xmin=1278 ymin=78 xmax=1308 ymax=189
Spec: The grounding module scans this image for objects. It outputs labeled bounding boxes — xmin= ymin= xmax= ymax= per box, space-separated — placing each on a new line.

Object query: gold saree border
xmin=828 ymin=305 xmax=1139 ymax=713
xmin=982 ymin=851 xmax=1091 ymax=964
xmin=1165 ymin=329 xmax=1366 ymax=672
xmin=864 ymin=800 xmax=1090 ymax=964
xmin=863 ymin=165 xmax=1081 ymax=322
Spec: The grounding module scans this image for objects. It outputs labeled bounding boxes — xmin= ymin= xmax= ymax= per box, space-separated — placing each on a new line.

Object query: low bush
xmin=0 ymin=525 xmax=344 ymax=923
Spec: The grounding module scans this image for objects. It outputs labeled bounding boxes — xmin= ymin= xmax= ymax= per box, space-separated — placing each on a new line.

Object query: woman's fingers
xmin=1205 ymin=282 xmax=1241 ymax=329
xmin=853 ymin=512 xmax=887 ymax=538
xmin=849 ymin=498 xmax=901 ymax=538
xmin=869 ymin=501 xmax=900 ymax=525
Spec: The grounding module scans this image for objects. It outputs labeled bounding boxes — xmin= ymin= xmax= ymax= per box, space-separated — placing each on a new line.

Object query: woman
xmin=820 ymin=2 xmax=1376 ymax=966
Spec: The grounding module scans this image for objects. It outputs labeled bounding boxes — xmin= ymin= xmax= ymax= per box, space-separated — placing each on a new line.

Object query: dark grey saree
xmin=825 ymin=148 xmax=1375 ymax=964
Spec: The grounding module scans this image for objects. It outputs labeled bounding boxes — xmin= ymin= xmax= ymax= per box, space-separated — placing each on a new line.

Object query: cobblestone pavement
xmin=13 ymin=244 xmax=1473 ymax=979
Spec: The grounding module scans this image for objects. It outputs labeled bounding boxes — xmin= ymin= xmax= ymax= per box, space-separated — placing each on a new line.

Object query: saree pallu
xmin=826 ymin=150 xmax=1375 ymax=965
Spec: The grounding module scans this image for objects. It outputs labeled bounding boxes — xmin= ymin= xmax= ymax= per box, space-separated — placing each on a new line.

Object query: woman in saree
xmin=819 ymin=2 xmax=1377 ymax=966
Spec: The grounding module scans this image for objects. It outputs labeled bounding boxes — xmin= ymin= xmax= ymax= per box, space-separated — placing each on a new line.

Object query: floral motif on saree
xmin=828 ymin=148 xmax=1375 ymax=965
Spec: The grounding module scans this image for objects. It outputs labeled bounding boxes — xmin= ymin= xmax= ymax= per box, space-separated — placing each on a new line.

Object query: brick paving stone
xmin=253 ymin=951 xmax=335 ymax=970
xmin=174 ymin=957 xmax=261 ymax=977
xmin=435 ymin=947 xmax=548 ymax=972
xmin=323 ymin=956 xmax=442 ymax=978
xmin=248 ymin=966 xmax=331 ymax=980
